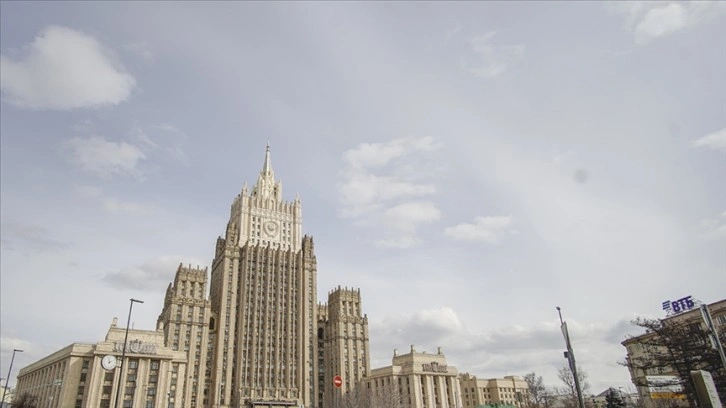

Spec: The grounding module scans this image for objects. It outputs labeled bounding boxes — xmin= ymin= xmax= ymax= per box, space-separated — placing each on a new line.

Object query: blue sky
xmin=1 ymin=1 xmax=725 ymax=394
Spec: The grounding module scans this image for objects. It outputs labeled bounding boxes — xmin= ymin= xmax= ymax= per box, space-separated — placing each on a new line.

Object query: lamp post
xmin=556 ymin=307 xmax=585 ymax=408
xmin=114 ymin=298 xmax=144 ymax=408
xmin=2 ymin=348 xmax=23 ymax=405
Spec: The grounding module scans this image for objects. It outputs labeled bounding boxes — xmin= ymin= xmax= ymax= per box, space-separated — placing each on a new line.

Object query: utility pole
xmin=700 ymin=304 xmax=726 ymax=372
xmin=114 ymin=298 xmax=144 ymax=408
xmin=557 ymin=307 xmax=585 ymax=408
xmin=2 ymin=349 xmax=23 ymax=405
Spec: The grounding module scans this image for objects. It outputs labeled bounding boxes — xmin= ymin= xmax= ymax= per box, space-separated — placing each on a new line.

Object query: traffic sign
xmin=333 ymin=375 xmax=342 ymax=388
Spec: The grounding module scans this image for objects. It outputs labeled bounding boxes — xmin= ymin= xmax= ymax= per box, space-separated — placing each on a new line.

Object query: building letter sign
xmin=422 ymin=361 xmax=448 ymax=373
xmin=114 ymin=339 xmax=157 ymax=354
xmin=662 ymin=296 xmax=695 ymax=315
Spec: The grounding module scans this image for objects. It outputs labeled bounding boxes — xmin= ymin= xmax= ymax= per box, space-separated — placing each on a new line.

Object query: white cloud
xmin=606 ymin=1 xmax=725 ymax=45
xmin=374 ymin=235 xmax=421 ymax=249
xmin=76 ymin=185 xmax=103 ymax=199
xmin=0 ymin=26 xmax=135 ymax=109
xmin=134 ymin=123 xmax=189 ymax=163
xmin=445 ymin=25 xmax=462 ymax=42
xmin=0 ymin=336 xmax=33 ymax=354
xmin=0 ymin=221 xmax=68 ymax=252
xmin=699 ymin=210 xmax=726 ymax=240
xmin=693 ymin=127 xmax=726 ymax=152
xmin=338 ymin=138 xmax=444 ymax=247
xmin=462 ymin=32 xmax=525 ymax=78
xmin=64 ymin=136 xmax=146 ymax=178
xmin=75 ymin=185 xmax=153 ymax=216
xmin=102 ymin=255 xmax=206 ymax=291
xmin=379 ymin=201 xmax=441 ymax=233
xmin=445 ymin=215 xmax=518 ymax=243
xmin=125 ymin=42 xmax=154 ymax=60
xmin=338 ymin=173 xmax=436 ymax=217
xmin=103 ymin=198 xmax=152 ymax=216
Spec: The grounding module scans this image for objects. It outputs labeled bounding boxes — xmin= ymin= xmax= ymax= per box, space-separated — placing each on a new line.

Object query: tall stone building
xmin=157 ymin=264 xmax=214 ymax=407
xmin=13 ymin=144 xmax=369 ymax=408
xmin=318 ymin=287 xmax=371 ymax=408
xmin=200 ymin=144 xmax=366 ymax=408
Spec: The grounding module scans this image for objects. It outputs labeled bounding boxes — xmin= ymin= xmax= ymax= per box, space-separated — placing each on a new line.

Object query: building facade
xmin=15 ymin=320 xmax=187 ymax=408
xmin=318 ymin=287 xmax=371 ymax=408
xmin=14 ymin=145 xmax=369 ymax=408
xmin=459 ymin=373 xmax=529 ymax=408
xmin=622 ymin=298 xmax=726 ymax=407
xmin=207 ymin=145 xmax=320 ymax=408
xmin=157 ymin=264 xmax=214 ymax=407
xmin=363 ymin=346 xmax=462 ymax=408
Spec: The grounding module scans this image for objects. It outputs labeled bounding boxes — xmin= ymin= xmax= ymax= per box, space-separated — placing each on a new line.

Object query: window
xmin=717 ymin=315 xmax=726 ymax=326
xmin=129 ymin=360 xmax=138 ymax=369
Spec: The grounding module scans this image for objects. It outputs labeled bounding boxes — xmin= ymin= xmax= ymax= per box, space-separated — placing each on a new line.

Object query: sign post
xmin=333 ymin=375 xmax=343 ymax=408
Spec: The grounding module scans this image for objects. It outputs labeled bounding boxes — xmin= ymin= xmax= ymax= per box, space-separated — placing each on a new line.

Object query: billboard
xmin=646 ymin=375 xmax=686 ymax=400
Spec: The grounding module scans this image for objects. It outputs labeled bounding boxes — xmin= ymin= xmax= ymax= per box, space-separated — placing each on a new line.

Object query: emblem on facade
xmin=422 ymin=361 xmax=448 ymax=373
xmin=114 ymin=339 xmax=157 ymax=354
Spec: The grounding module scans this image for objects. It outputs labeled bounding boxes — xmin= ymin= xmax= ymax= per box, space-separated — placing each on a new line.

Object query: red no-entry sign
xmin=333 ymin=375 xmax=343 ymax=388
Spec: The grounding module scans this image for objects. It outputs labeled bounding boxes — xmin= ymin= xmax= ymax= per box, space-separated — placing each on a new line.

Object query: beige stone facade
xmin=318 ymin=287 xmax=371 ymax=408
xmin=622 ymin=298 xmax=726 ymax=407
xmin=459 ymin=373 xmax=529 ymax=408
xmin=14 ymin=145 xmax=368 ymax=408
xmin=157 ymin=264 xmax=214 ymax=407
xmin=15 ymin=322 xmax=187 ymax=408
xmin=363 ymin=347 xmax=462 ymax=408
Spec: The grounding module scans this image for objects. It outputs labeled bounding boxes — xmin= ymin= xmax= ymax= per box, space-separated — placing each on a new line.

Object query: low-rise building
xmin=459 ymin=373 xmax=529 ymax=408
xmin=15 ymin=319 xmax=187 ymax=408
xmin=363 ymin=346 xmax=462 ymax=408
xmin=621 ymin=298 xmax=725 ymax=407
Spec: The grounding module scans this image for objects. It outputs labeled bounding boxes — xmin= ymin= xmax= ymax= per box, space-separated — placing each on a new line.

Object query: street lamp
xmin=556 ymin=307 xmax=585 ymax=408
xmin=2 ymin=349 xmax=23 ymax=405
xmin=114 ymin=298 xmax=144 ymax=408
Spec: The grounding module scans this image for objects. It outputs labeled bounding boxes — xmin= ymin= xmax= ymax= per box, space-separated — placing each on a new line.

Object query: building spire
xmin=251 ymin=142 xmax=281 ymax=200
xmin=262 ymin=141 xmax=272 ymax=176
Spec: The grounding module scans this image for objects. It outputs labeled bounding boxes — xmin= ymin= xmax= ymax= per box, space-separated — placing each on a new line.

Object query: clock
xmin=263 ymin=220 xmax=279 ymax=237
xmin=101 ymin=355 xmax=117 ymax=370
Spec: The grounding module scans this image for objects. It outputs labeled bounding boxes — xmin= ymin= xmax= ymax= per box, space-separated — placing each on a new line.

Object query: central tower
xmin=209 ymin=145 xmax=318 ymax=408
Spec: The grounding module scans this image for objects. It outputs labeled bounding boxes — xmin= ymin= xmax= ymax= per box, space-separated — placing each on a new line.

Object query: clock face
xmin=263 ymin=220 xmax=279 ymax=237
xmin=101 ymin=355 xmax=117 ymax=370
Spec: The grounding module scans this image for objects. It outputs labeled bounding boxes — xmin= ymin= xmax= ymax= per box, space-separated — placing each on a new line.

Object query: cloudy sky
xmin=1 ymin=1 xmax=725 ymax=394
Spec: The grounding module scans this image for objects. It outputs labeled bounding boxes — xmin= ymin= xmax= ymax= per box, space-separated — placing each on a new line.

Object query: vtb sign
xmin=662 ymin=295 xmax=695 ymax=315
xmin=333 ymin=375 xmax=343 ymax=388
